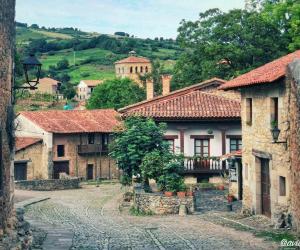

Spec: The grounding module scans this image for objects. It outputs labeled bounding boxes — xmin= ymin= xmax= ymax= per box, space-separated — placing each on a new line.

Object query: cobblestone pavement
xmin=21 ymin=184 xmax=277 ymax=250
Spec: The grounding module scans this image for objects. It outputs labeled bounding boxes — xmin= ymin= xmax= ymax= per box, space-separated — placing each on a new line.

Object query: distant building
xmin=77 ymin=80 xmax=103 ymax=100
xmin=15 ymin=109 xmax=120 ymax=180
xmin=28 ymin=77 xmax=61 ymax=96
xmin=115 ymin=51 xmax=152 ymax=86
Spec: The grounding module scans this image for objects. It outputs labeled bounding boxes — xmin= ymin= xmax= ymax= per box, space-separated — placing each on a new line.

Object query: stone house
xmin=0 ymin=0 xmax=15 ymax=236
xmin=28 ymin=77 xmax=61 ymax=96
xmin=115 ymin=52 xmax=152 ymax=86
xmin=119 ymin=78 xmax=242 ymax=185
xmin=76 ymin=80 xmax=103 ymax=101
xmin=15 ymin=109 xmax=120 ymax=180
xmin=220 ymin=50 xmax=300 ymax=226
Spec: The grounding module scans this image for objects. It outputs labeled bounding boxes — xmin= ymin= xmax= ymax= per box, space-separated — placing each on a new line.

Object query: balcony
xmin=77 ymin=144 xmax=108 ymax=155
xmin=183 ymin=157 xmax=224 ymax=174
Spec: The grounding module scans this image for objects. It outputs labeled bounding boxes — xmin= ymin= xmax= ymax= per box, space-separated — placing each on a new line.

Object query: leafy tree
xmin=173 ymin=8 xmax=289 ymax=89
xmin=87 ymin=78 xmax=145 ymax=110
xmin=110 ymin=117 xmax=167 ymax=185
xmin=60 ymin=82 xmax=76 ymax=100
xmin=56 ymin=59 xmax=69 ymax=70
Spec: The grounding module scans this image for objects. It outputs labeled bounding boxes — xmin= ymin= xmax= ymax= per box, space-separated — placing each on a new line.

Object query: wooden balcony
xmin=183 ymin=157 xmax=224 ymax=174
xmin=77 ymin=144 xmax=108 ymax=155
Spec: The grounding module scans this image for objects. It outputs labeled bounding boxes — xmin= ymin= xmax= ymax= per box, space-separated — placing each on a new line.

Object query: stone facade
xmin=134 ymin=193 xmax=195 ymax=215
xmin=287 ymin=60 xmax=300 ymax=233
xmin=15 ymin=178 xmax=80 ymax=191
xmin=240 ymin=81 xmax=291 ymax=223
xmin=0 ymin=0 xmax=15 ymax=236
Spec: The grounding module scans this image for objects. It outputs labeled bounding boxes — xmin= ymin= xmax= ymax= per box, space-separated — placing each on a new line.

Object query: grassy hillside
xmin=16 ymin=23 xmax=181 ymax=86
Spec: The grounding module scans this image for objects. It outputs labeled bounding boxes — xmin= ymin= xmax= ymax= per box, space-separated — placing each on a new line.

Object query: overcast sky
xmin=16 ymin=0 xmax=245 ymax=39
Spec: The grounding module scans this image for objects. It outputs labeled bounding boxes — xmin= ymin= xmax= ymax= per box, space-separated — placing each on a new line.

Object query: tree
xmin=56 ymin=59 xmax=69 ymax=70
xmin=173 ymin=8 xmax=290 ymax=89
xmin=110 ymin=117 xmax=168 ymax=185
xmin=60 ymin=82 xmax=76 ymax=100
xmin=86 ymin=78 xmax=145 ymax=110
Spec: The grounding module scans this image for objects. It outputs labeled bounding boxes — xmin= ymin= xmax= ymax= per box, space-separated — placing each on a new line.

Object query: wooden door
xmin=14 ymin=162 xmax=27 ymax=181
xmin=261 ymin=159 xmax=271 ymax=217
xmin=53 ymin=161 xmax=69 ymax=179
xmin=87 ymin=164 xmax=94 ymax=180
xmin=238 ymin=161 xmax=243 ymax=200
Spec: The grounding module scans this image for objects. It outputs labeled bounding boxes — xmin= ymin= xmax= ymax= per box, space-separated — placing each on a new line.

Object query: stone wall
xmin=134 ymin=193 xmax=194 ymax=215
xmin=15 ymin=178 xmax=80 ymax=191
xmin=287 ymin=60 xmax=300 ymax=233
xmin=0 ymin=0 xmax=15 ymax=236
xmin=240 ymin=81 xmax=291 ymax=223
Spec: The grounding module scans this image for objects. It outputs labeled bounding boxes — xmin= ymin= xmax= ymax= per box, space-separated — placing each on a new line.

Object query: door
xmin=53 ymin=161 xmax=69 ymax=179
xmin=237 ymin=160 xmax=243 ymax=200
xmin=261 ymin=159 xmax=271 ymax=217
xmin=14 ymin=162 xmax=27 ymax=181
xmin=87 ymin=164 xmax=94 ymax=180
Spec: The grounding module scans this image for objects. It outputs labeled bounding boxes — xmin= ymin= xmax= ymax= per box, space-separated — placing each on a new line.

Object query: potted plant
xmin=218 ymin=184 xmax=225 ymax=190
xmin=164 ymin=191 xmax=174 ymax=197
xmin=177 ymin=183 xmax=187 ymax=198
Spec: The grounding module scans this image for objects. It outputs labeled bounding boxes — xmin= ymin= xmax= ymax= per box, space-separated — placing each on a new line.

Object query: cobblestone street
xmin=17 ymin=184 xmax=277 ymax=250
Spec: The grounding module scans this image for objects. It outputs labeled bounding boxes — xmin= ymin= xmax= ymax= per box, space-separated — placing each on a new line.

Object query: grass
xmin=129 ymin=206 xmax=154 ymax=216
xmin=40 ymin=48 xmax=113 ymax=69
xmin=255 ymin=230 xmax=297 ymax=243
xmin=31 ymin=29 xmax=74 ymax=39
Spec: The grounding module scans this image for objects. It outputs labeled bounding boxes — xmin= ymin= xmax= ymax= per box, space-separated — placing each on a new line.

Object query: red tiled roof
xmin=220 ymin=150 xmax=242 ymax=160
xmin=20 ymin=110 xmax=120 ymax=134
xmin=220 ymin=50 xmax=300 ymax=90
xmin=15 ymin=137 xmax=42 ymax=152
xmin=81 ymin=80 xmax=104 ymax=87
xmin=115 ymin=56 xmax=151 ymax=64
xmin=120 ymin=90 xmax=241 ymax=120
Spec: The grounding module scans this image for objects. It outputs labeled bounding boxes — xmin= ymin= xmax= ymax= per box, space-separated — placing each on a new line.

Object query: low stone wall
xmin=134 ymin=193 xmax=195 ymax=215
xmin=15 ymin=178 xmax=80 ymax=191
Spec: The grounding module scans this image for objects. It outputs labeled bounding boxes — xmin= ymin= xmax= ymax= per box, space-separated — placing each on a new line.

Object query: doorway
xmin=14 ymin=162 xmax=27 ymax=181
xmin=261 ymin=158 xmax=271 ymax=217
xmin=237 ymin=160 xmax=243 ymax=200
xmin=53 ymin=161 xmax=69 ymax=179
xmin=87 ymin=164 xmax=94 ymax=180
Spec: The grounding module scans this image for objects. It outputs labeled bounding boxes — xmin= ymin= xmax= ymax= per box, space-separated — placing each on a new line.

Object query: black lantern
xmin=22 ymin=54 xmax=42 ymax=90
xmin=271 ymin=127 xmax=281 ymax=142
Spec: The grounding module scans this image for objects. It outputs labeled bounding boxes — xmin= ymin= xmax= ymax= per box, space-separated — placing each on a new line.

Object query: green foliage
xmin=110 ymin=117 xmax=167 ymax=180
xmin=60 ymin=82 xmax=76 ymax=100
xmin=173 ymin=5 xmax=294 ymax=89
xmin=129 ymin=206 xmax=154 ymax=216
xmin=87 ymin=78 xmax=145 ymax=110
xmin=56 ymin=58 xmax=69 ymax=70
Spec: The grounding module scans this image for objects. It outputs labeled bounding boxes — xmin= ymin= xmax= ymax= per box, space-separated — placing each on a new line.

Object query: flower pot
xmin=177 ymin=191 xmax=186 ymax=198
xmin=164 ymin=191 xmax=173 ymax=197
xmin=186 ymin=191 xmax=194 ymax=197
xmin=218 ymin=185 xmax=225 ymax=190
xmin=227 ymin=195 xmax=234 ymax=203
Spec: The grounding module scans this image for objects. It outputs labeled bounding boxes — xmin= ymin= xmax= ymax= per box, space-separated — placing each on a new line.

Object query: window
xmin=57 ymin=145 xmax=65 ymax=157
xmin=246 ymin=98 xmax=253 ymax=125
xmin=135 ymin=66 xmax=138 ymax=73
xmin=279 ymin=176 xmax=286 ymax=196
xmin=140 ymin=66 xmax=143 ymax=73
xmin=165 ymin=139 xmax=175 ymax=153
xmin=90 ymin=87 xmax=94 ymax=93
xmin=88 ymin=133 xmax=95 ymax=144
xmin=102 ymin=134 xmax=109 ymax=150
xmin=145 ymin=66 xmax=148 ymax=73
xmin=194 ymin=139 xmax=209 ymax=157
xmin=122 ymin=67 xmax=124 ymax=73
xmin=230 ymin=138 xmax=242 ymax=152
xmin=271 ymin=97 xmax=279 ymax=128
xmin=118 ymin=68 xmax=121 ymax=74
xmin=130 ymin=67 xmax=133 ymax=73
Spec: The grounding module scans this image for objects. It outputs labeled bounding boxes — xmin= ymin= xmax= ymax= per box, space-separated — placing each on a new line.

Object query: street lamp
xmin=270 ymin=127 xmax=287 ymax=148
xmin=20 ymin=54 xmax=42 ymax=90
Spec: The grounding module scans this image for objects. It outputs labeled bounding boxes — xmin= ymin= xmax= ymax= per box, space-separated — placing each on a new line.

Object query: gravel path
xmin=21 ymin=184 xmax=277 ymax=250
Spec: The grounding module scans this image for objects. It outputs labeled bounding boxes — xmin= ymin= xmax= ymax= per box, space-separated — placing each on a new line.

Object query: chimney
xmin=146 ymin=79 xmax=154 ymax=100
xmin=162 ymin=75 xmax=172 ymax=96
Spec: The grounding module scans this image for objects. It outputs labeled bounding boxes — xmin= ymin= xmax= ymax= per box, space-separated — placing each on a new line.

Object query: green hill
xmin=16 ymin=23 xmax=180 ymax=85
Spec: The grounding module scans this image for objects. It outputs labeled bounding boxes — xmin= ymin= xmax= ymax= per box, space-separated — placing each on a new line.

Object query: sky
xmin=16 ymin=0 xmax=245 ymax=39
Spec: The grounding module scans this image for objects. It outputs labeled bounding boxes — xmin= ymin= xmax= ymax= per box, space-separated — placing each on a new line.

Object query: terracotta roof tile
xmin=120 ymin=90 xmax=240 ymax=120
xmin=15 ymin=137 xmax=42 ymax=151
xmin=81 ymin=80 xmax=104 ymax=87
xmin=220 ymin=150 xmax=242 ymax=160
xmin=20 ymin=109 xmax=120 ymax=134
xmin=220 ymin=50 xmax=300 ymax=90
xmin=115 ymin=56 xmax=151 ymax=64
